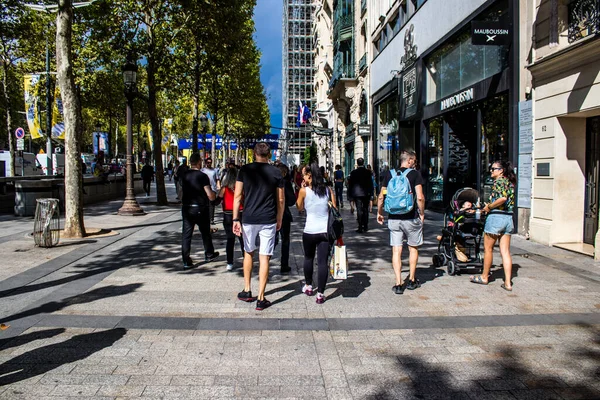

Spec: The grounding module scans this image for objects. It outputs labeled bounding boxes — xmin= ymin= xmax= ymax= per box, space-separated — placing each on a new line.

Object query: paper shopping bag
xmin=329 ymin=244 xmax=348 ymax=280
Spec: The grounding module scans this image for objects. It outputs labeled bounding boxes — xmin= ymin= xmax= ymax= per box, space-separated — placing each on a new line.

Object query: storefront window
xmin=427 ymin=118 xmax=444 ymax=208
xmin=481 ymin=95 xmax=509 ymax=201
xmin=376 ymin=94 xmax=399 ymax=186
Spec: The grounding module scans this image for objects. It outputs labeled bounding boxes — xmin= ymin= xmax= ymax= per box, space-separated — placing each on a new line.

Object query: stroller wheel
xmin=440 ymin=253 xmax=449 ymax=266
xmin=447 ymin=260 xmax=457 ymax=276
xmin=432 ymin=254 xmax=441 ymax=267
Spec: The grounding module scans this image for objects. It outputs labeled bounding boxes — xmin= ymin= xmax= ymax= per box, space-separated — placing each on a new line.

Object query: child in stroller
xmin=432 ymin=188 xmax=485 ymax=276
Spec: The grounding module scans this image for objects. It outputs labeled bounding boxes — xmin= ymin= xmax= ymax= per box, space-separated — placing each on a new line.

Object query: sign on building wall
xmin=400 ymin=65 xmax=419 ymax=119
xmin=471 ymin=21 xmax=511 ymax=45
xmin=518 ymin=100 xmax=533 ymax=208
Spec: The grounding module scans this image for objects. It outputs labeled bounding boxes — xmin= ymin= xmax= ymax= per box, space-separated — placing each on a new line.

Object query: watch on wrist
xmin=232 ymin=218 xmax=240 ymax=222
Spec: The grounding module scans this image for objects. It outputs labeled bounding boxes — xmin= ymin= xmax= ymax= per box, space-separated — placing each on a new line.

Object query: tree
xmin=56 ymin=0 xmax=85 ymax=237
xmin=304 ymin=141 xmax=317 ymax=165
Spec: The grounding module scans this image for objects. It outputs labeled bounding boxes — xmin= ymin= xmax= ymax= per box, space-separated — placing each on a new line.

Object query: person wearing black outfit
xmin=334 ymin=164 xmax=344 ymax=208
xmin=275 ymin=163 xmax=296 ymax=274
xmin=348 ymin=158 xmax=374 ymax=233
xmin=140 ymin=161 xmax=154 ymax=197
xmin=180 ymin=153 xmax=219 ymax=269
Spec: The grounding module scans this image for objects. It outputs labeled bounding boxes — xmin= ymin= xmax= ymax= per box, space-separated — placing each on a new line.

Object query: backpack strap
xmin=401 ymin=168 xmax=413 ymax=178
xmin=390 ymin=169 xmax=397 ymax=178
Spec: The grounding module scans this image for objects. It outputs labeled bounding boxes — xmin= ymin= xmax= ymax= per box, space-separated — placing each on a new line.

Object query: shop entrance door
xmin=584 ymin=116 xmax=600 ymax=245
xmin=443 ymin=109 xmax=478 ymax=202
xmin=345 ymin=144 xmax=355 ymax=176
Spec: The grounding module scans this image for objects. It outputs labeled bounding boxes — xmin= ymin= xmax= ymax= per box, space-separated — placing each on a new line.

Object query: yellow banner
xmin=23 ymin=74 xmax=43 ymax=139
xmin=161 ymin=118 xmax=173 ymax=151
xmin=147 ymin=123 xmax=154 ymax=151
xmin=52 ymin=84 xmax=65 ymax=140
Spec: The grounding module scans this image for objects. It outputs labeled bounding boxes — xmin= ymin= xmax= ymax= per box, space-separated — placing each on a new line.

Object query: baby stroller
xmin=432 ymin=188 xmax=485 ymax=276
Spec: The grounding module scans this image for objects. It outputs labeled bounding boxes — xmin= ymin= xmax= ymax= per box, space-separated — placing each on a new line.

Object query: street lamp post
xmin=200 ymin=113 xmax=208 ymax=159
xmin=118 ymin=58 xmax=145 ymax=216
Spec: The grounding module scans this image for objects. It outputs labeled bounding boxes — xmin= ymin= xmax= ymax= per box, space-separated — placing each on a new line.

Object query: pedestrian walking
xmin=218 ymin=166 xmax=244 ymax=271
xmin=348 ymin=158 xmax=374 ymax=233
xmin=334 ymin=164 xmax=344 ymax=208
xmin=180 ymin=153 xmax=219 ymax=269
xmin=296 ymin=163 xmax=336 ymax=304
xmin=141 ymin=161 xmax=154 ymax=197
xmin=274 ymin=163 xmax=296 ymax=274
xmin=233 ymin=142 xmax=284 ymax=311
xmin=175 ymin=159 xmax=189 ymax=201
xmin=201 ymin=157 xmax=220 ymax=225
xmin=377 ymin=150 xmax=425 ymax=294
xmin=167 ymin=160 xmax=174 ymax=181
xmin=173 ymin=159 xmax=181 ymax=199
xmin=470 ymin=160 xmax=516 ymax=291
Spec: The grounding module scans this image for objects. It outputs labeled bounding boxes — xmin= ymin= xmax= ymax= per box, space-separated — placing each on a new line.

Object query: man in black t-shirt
xmin=232 ymin=142 xmax=284 ymax=311
xmin=180 ymin=153 xmax=219 ymax=269
xmin=348 ymin=158 xmax=374 ymax=233
xmin=377 ymin=150 xmax=425 ymax=294
xmin=141 ymin=162 xmax=155 ymax=196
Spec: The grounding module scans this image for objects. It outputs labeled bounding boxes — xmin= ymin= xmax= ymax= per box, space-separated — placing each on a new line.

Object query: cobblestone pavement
xmin=0 ymin=183 xmax=598 ymax=399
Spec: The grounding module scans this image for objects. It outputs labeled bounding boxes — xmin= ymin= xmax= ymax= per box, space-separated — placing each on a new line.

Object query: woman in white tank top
xmin=296 ymin=163 xmax=337 ymax=304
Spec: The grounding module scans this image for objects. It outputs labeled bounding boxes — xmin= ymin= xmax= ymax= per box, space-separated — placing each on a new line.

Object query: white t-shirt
xmin=304 ymin=187 xmax=329 ymax=234
xmin=201 ymin=167 xmax=218 ymax=192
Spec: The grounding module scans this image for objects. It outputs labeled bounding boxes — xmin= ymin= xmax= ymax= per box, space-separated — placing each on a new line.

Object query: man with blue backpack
xmin=376 ymin=150 xmax=425 ymax=294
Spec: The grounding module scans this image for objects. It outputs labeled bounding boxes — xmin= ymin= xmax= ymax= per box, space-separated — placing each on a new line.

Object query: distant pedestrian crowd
xmin=172 ymin=141 xmax=516 ymax=311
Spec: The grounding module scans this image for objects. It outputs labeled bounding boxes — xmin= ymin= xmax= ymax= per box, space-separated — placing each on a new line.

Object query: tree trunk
xmin=191 ymin=60 xmax=200 ymax=154
xmin=1 ymin=63 xmax=15 ymax=177
xmin=56 ymin=0 xmax=85 ymax=237
xmin=147 ymin=55 xmax=167 ymax=205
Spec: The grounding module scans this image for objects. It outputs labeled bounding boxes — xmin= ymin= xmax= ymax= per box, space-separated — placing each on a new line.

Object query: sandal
xmin=501 ymin=283 xmax=513 ymax=291
xmin=469 ymin=275 xmax=488 ymax=285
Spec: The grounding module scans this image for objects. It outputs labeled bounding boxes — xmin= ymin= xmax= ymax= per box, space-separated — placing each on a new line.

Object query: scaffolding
xmin=282 ymin=0 xmax=316 ymax=165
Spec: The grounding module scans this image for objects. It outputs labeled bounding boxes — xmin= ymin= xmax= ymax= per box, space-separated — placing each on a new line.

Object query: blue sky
xmin=253 ymin=0 xmax=282 ymax=134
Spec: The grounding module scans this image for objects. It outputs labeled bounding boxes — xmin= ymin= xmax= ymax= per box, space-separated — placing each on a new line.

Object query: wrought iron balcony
xmin=333 ymin=13 xmax=353 ymax=43
xmin=358 ymin=53 xmax=367 ymax=72
xmin=568 ymin=0 xmax=600 ymax=43
xmin=328 ymin=63 xmax=356 ymax=89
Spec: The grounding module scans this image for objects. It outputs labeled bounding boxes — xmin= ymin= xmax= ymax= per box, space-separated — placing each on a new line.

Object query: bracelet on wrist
xmin=232 ymin=218 xmax=240 ymax=222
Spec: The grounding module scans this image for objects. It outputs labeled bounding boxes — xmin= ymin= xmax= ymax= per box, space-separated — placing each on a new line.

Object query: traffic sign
xmin=15 ymin=127 xmax=25 ymax=139
xmin=17 ymin=138 xmax=25 ymax=151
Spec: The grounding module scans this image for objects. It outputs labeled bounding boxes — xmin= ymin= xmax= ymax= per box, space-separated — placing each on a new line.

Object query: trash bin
xmin=33 ymin=198 xmax=60 ymax=248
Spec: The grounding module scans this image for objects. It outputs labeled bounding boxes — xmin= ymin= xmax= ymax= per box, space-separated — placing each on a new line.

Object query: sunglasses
xmin=490 ymin=167 xmax=502 ymax=171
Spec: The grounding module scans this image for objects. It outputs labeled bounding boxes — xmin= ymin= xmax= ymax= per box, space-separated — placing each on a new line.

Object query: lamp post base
xmin=118 ymin=199 xmax=145 ymax=216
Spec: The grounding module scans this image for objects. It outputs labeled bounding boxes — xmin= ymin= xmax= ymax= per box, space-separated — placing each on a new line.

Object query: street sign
xmin=358 ymin=124 xmax=371 ymax=137
xmin=15 ymin=127 xmax=25 ymax=139
xmin=17 ymin=138 xmax=25 ymax=151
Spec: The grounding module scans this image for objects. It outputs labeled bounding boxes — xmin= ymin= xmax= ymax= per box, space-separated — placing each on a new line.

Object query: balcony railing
xmin=358 ymin=53 xmax=367 ymax=72
xmin=328 ymin=63 xmax=356 ymax=89
xmin=333 ymin=13 xmax=353 ymax=43
xmin=568 ymin=0 xmax=600 ymax=43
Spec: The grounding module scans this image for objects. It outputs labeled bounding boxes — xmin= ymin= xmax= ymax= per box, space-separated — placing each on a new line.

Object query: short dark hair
xmin=335 ymin=164 xmax=341 ymax=170
xmin=189 ymin=153 xmax=201 ymax=166
xmin=357 ymin=158 xmax=365 ymax=166
xmin=205 ymin=158 xmax=212 ymax=163
xmin=254 ymin=142 xmax=270 ymax=157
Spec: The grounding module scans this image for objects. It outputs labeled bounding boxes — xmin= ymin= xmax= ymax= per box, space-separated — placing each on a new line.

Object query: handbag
xmin=329 ymin=242 xmax=348 ymax=280
xmin=327 ymin=188 xmax=344 ymax=242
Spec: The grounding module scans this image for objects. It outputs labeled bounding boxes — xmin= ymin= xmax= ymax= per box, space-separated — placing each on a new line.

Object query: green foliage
xmin=304 ymin=141 xmax=318 ymax=165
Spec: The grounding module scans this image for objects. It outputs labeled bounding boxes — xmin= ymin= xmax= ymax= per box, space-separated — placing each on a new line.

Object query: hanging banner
xmin=51 ymin=84 xmax=65 ymax=139
xmin=161 ymin=118 xmax=173 ymax=151
xmin=23 ymin=74 xmax=43 ymax=139
xmin=147 ymin=123 xmax=154 ymax=151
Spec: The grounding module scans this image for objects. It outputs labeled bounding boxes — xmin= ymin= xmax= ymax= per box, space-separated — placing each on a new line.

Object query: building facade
xmin=282 ymin=0 xmax=316 ymax=165
xmin=528 ymin=0 xmax=600 ymax=259
xmin=326 ymin=0 xmax=371 ymax=177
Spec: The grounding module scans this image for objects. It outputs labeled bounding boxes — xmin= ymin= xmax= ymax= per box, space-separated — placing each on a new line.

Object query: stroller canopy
xmin=451 ymin=188 xmax=480 ymax=213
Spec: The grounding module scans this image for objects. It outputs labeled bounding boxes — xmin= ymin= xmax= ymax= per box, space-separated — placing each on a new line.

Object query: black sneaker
xmin=183 ymin=258 xmax=194 ymax=270
xmin=280 ymin=266 xmax=291 ymax=274
xmin=256 ymin=299 xmax=272 ymax=311
xmin=406 ymin=279 xmax=421 ymax=290
xmin=205 ymin=252 xmax=220 ymax=262
xmin=238 ymin=290 xmax=256 ymax=302
xmin=392 ymin=284 xmax=405 ymax=295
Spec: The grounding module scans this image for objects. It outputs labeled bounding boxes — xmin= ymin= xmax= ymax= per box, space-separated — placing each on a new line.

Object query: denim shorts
xmin=484 ymin=213 xmax=514 ymax=236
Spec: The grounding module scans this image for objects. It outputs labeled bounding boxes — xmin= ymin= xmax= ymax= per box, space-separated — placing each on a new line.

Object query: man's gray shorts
xmin=388 ymin=218 xmax=423 ymax=247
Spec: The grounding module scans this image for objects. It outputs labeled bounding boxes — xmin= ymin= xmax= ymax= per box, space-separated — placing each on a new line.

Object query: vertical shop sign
xmin=518 ymin=100 xmax=533 ymax=208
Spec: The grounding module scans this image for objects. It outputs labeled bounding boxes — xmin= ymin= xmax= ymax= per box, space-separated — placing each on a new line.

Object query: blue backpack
xmin=384 ymin=168 xmax=414 ymax=214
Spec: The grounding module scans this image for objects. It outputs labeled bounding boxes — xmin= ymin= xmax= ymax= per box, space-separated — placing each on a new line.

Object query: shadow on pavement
xmin=326 ymin=272 xmax=371 ymax=300
xmin=0 ymin=328 xmax=126 ymax=386
xmin=0 ymin=284 xmax=142 ymax=325
xmin=366 ymin=324 xmax=600 ymax=399
xmin=0 ymin=328 xmax=65 ymax=353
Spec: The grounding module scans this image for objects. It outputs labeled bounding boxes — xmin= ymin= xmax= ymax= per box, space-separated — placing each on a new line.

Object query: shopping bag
xmin=329 ymin=242 xmax=348 ymax=280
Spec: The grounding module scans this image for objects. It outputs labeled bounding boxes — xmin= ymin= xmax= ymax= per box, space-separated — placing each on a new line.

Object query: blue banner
xmin=176 ymin=134 xmax=280 ymax=150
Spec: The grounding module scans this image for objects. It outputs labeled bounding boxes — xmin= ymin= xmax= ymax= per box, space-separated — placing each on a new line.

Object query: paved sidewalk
xmin=0 ymin=183 xmax=598 ymax=399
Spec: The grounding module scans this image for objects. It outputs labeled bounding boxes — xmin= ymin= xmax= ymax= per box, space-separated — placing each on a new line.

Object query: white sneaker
xmin=302 ymin=284 xmax=313 ymax=296
xmin=226 ymin=264 xmax=234 ymax=271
